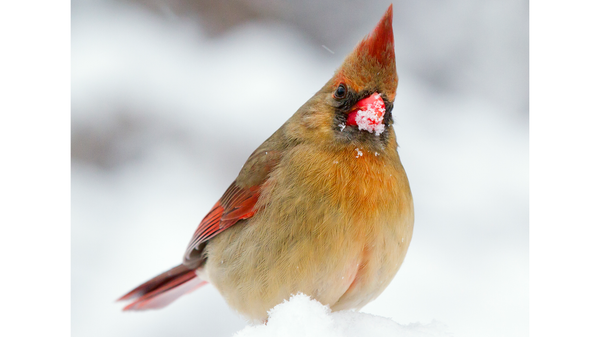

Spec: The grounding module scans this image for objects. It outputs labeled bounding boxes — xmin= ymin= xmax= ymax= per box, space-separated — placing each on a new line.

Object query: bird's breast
xmin=205 ymin=143 xmax=413 ymax=320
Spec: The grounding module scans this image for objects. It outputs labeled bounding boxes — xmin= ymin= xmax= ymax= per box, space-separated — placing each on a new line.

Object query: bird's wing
xmin=183 ymin=144 xmax=282 ymax=269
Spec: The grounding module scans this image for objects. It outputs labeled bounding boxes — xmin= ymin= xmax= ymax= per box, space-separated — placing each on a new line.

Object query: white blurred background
xmin=71 ymin=0 xmax=528 ymax=336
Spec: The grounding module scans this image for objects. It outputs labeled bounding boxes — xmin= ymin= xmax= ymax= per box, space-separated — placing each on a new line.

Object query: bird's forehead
xmin=332 ymin=63 xmax=397 ymax=102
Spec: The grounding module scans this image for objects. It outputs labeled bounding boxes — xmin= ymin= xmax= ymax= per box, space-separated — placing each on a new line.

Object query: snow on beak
xmin=346 ymin=93 xmax=386 ymax=136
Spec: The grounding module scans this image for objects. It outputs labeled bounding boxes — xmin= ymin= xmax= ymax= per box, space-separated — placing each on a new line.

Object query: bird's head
xmin=287 ymin=5 xmax=399 ymax=153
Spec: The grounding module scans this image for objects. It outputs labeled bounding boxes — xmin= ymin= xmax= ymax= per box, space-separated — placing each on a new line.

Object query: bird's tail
xmin=118 ymin=264 xmax=207 ymax=310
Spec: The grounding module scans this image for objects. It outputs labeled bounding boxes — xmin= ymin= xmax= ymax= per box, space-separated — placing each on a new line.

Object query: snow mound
xmin=234 ymin=294 xmax=450 ymax=337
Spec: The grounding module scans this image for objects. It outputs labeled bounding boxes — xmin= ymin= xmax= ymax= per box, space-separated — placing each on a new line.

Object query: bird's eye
xmin=334 ymin=83 xmax=347 ymax=99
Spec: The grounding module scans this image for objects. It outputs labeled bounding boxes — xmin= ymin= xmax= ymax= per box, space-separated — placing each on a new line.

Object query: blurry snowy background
xmin=71 ymin=0 xmax=528 ymax=336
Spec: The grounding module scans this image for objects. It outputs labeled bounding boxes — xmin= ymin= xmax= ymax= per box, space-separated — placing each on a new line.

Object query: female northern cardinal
xmin=119 ymin=4 xmax=414 ymax=321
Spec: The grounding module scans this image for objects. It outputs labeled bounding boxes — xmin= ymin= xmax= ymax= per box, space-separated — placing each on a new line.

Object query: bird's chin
xmin=332 ymin=123 xmax=391 ymax=153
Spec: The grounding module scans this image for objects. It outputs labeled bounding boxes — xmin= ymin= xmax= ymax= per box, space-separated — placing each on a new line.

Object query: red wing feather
xmin=183 ymin=183 xmax=261 ymax=268
xmin=119 ymin=264 xmax=208 ymax=311
xmin=221 ymin=185 xmax=260 ymax=221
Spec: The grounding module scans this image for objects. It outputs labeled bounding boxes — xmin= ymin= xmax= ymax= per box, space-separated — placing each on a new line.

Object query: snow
xmin=234 ymin=294 xmax=450 ymax=337
xmin=355 ymin=148 xmax=363 ymax=158
xmin=321 ymin=45 xmax=335 ymax=54
xmin=354 ymin=93 xmax=386 ymax=135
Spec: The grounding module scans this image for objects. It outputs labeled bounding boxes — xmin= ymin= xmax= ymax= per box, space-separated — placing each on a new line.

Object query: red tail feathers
xmin=118 ymin=264 xmax=207 ymax=310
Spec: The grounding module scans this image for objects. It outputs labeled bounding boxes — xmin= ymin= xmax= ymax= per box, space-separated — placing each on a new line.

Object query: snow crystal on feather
xmin=355 ymin=148 xmax=363 ymax=158
xmin=356 ymin=93 xmax=386 ymax=136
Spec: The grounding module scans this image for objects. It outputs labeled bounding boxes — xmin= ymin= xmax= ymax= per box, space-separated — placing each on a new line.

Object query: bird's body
xmin=205 ymin=120 xmax=413 ymax=320
xmin=120 ymin=5 xmax=414 ymax=321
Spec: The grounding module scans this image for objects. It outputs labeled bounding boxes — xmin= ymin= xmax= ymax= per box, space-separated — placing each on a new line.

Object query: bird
xmin=118 ymin=4 xmax=414 ymax=322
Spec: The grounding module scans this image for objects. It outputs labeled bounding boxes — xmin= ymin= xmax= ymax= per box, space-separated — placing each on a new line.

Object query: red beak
xmin=346 ymin=93 xmax=386 ymax=135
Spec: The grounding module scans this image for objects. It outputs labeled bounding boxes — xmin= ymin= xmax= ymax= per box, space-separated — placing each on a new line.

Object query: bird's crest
xmin=335 ymin=4 xmax=398 ymax=101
